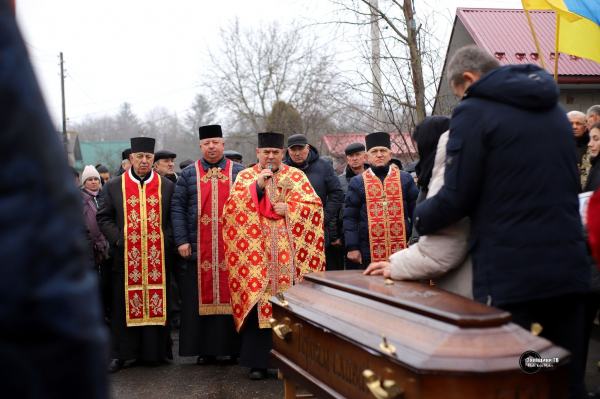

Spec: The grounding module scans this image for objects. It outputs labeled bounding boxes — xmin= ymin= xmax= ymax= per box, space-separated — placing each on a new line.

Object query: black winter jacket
xmin=343 ymin=165 xmax=419 ymax=264
xmin=0 ymin=7 xmax=107 ymax=396
xmin=414 ymin=64 xmax=589 ymax=307
xmin=283 ymin=145 xmax=343 ymax=247
xmin=171 ymin=157 xmax=245 ymax=261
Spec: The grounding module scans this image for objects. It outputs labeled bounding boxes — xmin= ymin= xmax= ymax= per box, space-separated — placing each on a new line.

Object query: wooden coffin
xmin=269 ymin=271 xmax=569 ymax=399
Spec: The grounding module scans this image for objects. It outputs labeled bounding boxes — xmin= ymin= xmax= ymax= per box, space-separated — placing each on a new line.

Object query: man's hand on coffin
xmin=273 ymin=202 xmax=286 ymax=217
xmin=257 ymin=168 xmax=273 ymax=189
xmin=363 ymin=261 xmax=392 ymax=278
xmin=178 ymin=243 xmax=192 ymax=259
xmin=347 ymin=250 xmax=362 ymax=265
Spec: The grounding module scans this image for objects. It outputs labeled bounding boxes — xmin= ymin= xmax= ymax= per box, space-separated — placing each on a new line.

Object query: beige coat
xmin=389 ymin=131 xmax=473 ymax=299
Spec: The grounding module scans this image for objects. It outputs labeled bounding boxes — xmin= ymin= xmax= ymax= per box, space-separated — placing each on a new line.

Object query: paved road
xmin=109 ymin=325 xmax=600 ymax=398
xmin=108 ymin=329 xmax=283 ymax=399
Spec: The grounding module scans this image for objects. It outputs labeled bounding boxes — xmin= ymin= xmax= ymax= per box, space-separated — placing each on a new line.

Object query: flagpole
xmin=554 ymin=13 xmax=560 ymax=81
xmin=525 ymin=9 xmax=547 ymax=70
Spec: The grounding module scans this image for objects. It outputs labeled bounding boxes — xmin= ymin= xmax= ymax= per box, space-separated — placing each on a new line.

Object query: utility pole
xmin=60 ymin=52 xmax=68 ymax=154
xmin=370 ymin=0 xmax=384 ymax=132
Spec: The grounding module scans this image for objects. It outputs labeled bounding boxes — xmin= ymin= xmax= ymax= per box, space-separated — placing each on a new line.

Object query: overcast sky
xmin=17 ymin=0 xmax=523 ymax=129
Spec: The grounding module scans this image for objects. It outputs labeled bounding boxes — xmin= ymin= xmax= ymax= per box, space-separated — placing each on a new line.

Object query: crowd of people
xmin=4 ymin=0 xmax=599 ymax=393
xmin=68 ymin=46 xmax=600 ymax=399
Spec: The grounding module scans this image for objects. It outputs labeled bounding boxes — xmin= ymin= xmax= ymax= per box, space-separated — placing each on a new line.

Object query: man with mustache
xmin=171 ymin=125 xmax=245 ymax=366
xmin=97 ymin=137 xmax=175 ymax=373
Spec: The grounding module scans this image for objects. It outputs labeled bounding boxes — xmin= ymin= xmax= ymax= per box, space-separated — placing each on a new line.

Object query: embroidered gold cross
xmin=200 ymin=214 xmax=211 ymax=226
xmin=147 ymin=195 xmax=159 ymax=207
xmin=277 ymin=176 xmax=294 ymax=202
xmin=200 ymin=167 xmax=228 ymax=183
xmin=127 ymin=195 xmax=140 ymax=207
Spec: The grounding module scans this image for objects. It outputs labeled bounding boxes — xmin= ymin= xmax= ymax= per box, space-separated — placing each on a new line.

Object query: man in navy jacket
xmin=344 ymin=132 xmax=418 ymax=269
xmin=413 ymin=46 xmax=589 ymax=398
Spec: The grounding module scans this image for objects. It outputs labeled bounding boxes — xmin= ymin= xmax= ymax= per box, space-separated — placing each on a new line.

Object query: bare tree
xmin=202 ymin=19 xmax=346 ymax=147
xmin=324 ymin=0 xmax=450 ymax=160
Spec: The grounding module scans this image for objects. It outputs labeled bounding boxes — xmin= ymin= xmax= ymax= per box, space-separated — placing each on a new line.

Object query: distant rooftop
xmin=76 ymin=141 xmax=129 ymax=172
xmin=457 ymin=8 xmax=600 ymax=76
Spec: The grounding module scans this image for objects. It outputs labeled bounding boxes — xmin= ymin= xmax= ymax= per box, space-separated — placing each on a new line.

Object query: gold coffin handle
xmin=269 ymin=318 xmax=292 ymax=340
xmin=363 ymin=370 xmax=404 ymax=399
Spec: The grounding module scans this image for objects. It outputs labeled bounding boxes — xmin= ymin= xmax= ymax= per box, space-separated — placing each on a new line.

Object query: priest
xmin=343 ymin=132 xmax=418 ymax=268
xmin=97 ymin=137 xmax=175 ymax=373
xmin=223 ymin=131 xmax=326 ymax=380
xmin=171 ymin=124 xmax=245 ymax=365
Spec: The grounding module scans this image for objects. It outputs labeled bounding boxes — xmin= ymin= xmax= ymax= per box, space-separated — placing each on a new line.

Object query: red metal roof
xmin=457 ymin=8 xmax=600 ymax=76
xmin=322 ymin=133 xmax=417 ymax=157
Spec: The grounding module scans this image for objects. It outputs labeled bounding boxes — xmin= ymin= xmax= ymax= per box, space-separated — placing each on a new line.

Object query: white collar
xmin=128 ymin=168 xmax=155 ymax=184
xmin=367 ymin=166 xmax=392 ymax=176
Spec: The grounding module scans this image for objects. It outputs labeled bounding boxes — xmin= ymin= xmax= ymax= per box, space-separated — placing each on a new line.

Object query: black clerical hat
xmin=130 ymin=137 xmax=155 ymax=154
xmin=344 ymin=142 xmax=365 ymax=156
xmin=199 ymin=125 xmax=223 ymax=140
xmin=154 ymin=149 xmax=177 ymax=162
xmin=122 ymin=148 xmax=132 ymax=160
xmin=257 ymin=132 xmax=284 ymax=149
xmin=365 ymin=132 xmax=391 ymax=151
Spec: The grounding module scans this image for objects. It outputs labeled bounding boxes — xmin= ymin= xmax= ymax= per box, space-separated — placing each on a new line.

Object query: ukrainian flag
xmin=522 ymin=0 xmax=600 ymax=64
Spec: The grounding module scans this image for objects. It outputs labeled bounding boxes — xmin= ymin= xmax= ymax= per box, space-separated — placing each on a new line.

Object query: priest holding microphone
xmin=223 ymin=131 xmax=326 ymax=380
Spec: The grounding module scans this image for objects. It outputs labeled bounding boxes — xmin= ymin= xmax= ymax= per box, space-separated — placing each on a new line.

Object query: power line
xmin=23 ymin=41 xmax=57 ymax=58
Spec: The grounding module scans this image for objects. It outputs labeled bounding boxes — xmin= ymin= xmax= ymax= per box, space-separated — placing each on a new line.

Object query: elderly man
xmin=344 ymin=132 xmax=418 ymax=269
xmin=223 ymin=132 xmax=325 ymax=380
xmin=170 ymin=125 xmax=245 ymax=366
xmin=332 ymin=143 xmax=369 ymax=270
xmin=568 ymin=111 xmax=589 ymax=166
xmin=97 ymin=137 xmax=175 ymax=373
xmin=154 ymin=149 xmax=178 ymax=184
xmin=411 ymin=46 xmax=589 ymax=398
xmin=283 ymin=134 xmax=343 ymax=270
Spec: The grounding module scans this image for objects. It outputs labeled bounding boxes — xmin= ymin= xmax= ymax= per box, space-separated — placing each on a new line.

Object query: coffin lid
xmin=304 ymin=271 xmax=510 ymax=327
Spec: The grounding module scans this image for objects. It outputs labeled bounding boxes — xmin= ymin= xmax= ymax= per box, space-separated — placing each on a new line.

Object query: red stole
xmin=363 ymin=166 xmax=407 ymax=262
xmin=122 ymin=170 xmax=167 ymax=327
xmin=195 ymin=159 xmax=234 ymax=315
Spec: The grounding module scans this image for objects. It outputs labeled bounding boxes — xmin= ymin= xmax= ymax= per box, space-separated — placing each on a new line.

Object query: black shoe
xmin=248 ymin=368 xmax=268 ymax=380
xmin=144 ymin=360 xmax=159 ymax=367
xmin=197 ymin=355 xmax=215 ymax=365
xmin=107 ymin=359 xmax=123 ymax=373
xmin=589 ymin=385 xmax=600 ymax=397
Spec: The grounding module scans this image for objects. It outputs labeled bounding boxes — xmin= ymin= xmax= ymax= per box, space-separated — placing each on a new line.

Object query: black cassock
xmin=178 ymin=260 xmax=242 ymax=357
xmin=97 ymin=172 xmax=175 ymax=362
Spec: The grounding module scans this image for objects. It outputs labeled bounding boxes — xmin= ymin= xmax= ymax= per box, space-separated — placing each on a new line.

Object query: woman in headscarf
xmin=365 ymin=116 xmax=473 ymax=299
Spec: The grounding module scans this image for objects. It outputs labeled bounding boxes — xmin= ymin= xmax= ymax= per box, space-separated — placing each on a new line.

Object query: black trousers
xmin=325 ymin=245 xmax=345 ymax=271
xmin=99 ymin=257 xmax=113 ymax=321
xmin=238 ymin=306 xmax=274 ymax=370
xmin=502 ymin=294 xmax=586 ymax=399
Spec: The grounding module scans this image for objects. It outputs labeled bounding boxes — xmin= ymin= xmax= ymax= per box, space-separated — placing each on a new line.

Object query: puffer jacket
xmin=283 ymin=145 xmax=343 ymax=246
xmin=344 ymin=165 xmax=419 ymax=265
xmin=389 ymin=132 xmax=473 ymax=298
xmin=413 ymin=64 xmax=589 ymax=306
xmin=171 ymin=157 xmax=245 ymax=260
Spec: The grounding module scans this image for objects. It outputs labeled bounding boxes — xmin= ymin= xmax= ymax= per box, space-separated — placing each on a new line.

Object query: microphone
xmin=266 ymin=163 xmax=273 ymax=179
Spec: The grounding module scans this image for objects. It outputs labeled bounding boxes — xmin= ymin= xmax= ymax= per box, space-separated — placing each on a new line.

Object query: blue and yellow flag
xmin=522 ymin=0 xmax=600 ymax=64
